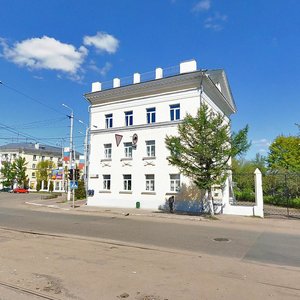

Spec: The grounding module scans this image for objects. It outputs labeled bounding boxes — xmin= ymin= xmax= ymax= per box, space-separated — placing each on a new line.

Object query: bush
xmin=264 ymin=195 xmax=300 ymax=208
xmin=75 ymin=180 xmax=86 ymax=200
xmin=234 ymin=188 xmax=255 ymax=201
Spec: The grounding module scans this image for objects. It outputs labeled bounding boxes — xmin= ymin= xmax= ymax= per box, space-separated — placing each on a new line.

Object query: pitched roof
xmin=0 ymin=143 xmax=62 ymax=156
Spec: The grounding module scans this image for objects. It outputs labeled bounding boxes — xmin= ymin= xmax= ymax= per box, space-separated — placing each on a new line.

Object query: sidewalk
xmin=25 ymin=195 xmax=300 ymax=234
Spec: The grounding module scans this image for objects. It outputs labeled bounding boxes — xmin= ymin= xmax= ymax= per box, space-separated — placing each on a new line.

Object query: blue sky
xmin=0 ymin=0 xmax=299 ymax=158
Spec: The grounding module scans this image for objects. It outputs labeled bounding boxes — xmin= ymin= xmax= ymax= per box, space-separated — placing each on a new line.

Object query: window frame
xmin=170 ymin=104 xmax=180 ymax=121
xmin=103 ymin=174 xmax=111 ymax=190
xmin=124 ymin=142 xmax=133 ymax=158
xmin=123 ymin=174 xmax=132 ymax=191
xmin=105 ymin=113 xmax=113 ymax=128
xmin=125 ymin=111 xmax=133 ymax=126
xmin=146 ymin=140 xmax=155 ymax=157
xmin=170 ymin=174 xmax=181 ymax=192
xmin=145 ymin=174 xmax=155 ymax=191
xmin=104 ymin=143 xmax=112 ymax=159
xmin=146 ymin=107 xmax=156 ymax=124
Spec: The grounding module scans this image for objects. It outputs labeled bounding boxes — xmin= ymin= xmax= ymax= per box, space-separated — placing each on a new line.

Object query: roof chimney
xmin=92 ymin=82 xmax=102 ymax=92
xmin=180 ymin=59 xmax=197 ymax=74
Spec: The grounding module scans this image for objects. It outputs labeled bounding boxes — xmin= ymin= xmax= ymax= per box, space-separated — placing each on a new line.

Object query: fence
xmin=231 ymin=171 xmax=300 ymax=218
xmin=262 ymin=173 xmax=300 ymax=219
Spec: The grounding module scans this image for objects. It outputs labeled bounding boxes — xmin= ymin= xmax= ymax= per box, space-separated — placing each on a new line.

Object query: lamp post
xmin=79 ymin=120 xmax=97 ymax=200
xmin=62 ymin=104 xmax=74 ymax=202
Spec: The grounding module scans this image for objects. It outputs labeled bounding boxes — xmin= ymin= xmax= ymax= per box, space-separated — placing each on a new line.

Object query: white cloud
xmin=193 ymin=0 xmax=211 ymax=12
xmin=83 ymin=32 xmax=119 ymax=54
xmin=204 ymin=12 xmax=227 ymax=31
xmin=88 ymin=61 xmax=112 ymax=76
xmin=0 ymin=36 xmax=88 ymax=74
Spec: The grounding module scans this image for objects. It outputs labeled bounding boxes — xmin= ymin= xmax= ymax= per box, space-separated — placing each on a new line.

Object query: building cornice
xmin=90 ymin=120 xmax=182 ymax=135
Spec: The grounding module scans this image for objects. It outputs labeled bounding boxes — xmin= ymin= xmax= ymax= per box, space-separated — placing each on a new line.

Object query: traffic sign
xmin=70 ymin=181 xmax=78 ymax=189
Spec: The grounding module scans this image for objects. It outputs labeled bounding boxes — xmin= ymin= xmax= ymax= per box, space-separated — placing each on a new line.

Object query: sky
xmin=0 ymin=0 xmax=299 ymax=158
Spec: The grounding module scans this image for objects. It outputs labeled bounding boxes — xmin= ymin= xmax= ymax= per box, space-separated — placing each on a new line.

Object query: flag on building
xmin=79 ymin=155 xmax=85 ymax=170
xmin=63 ymin=147 xmax=70 ymax=162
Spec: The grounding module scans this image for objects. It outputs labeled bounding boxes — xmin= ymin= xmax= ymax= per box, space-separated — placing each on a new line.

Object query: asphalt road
xmin=0 ymin=193 xmax=299 ymax=268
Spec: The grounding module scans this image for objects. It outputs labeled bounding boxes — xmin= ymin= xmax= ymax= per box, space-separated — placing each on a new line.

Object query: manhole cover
xmin=213 ymin=238 xmax=230 ymax=242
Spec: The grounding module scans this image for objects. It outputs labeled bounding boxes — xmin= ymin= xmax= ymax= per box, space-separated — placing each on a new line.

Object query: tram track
xmin=0 ymin=280 xmax=61 ymax=300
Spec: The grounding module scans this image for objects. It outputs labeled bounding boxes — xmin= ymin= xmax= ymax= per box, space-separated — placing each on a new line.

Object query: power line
xmin=0 ymin=81 xmax=67 ymax=116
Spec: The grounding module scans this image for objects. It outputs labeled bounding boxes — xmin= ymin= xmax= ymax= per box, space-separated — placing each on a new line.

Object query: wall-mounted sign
xmin=115 ymin=134 xmax=123 ymax=147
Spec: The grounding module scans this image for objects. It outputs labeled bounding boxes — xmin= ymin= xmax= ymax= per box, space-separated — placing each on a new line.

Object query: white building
xmin=0 ymin=142 xmax=82 ymax=192
xmin=84 ymin=60 xmax=236 ymax=209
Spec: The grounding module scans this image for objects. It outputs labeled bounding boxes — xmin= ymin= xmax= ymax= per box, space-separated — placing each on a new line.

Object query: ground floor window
xmin=103 ymin=175 xmax=111 ymax=190
xmin=123 ymin=174 xmax=132 ymax=191
xmin=170 ymin=174 xmax=180 ymax=192
xmin=145 ymin=174 xmax=155 ymax=191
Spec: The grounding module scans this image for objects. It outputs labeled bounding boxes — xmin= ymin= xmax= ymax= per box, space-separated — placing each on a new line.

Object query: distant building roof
xmin=0 ymin=143 xmax=81 ymax=158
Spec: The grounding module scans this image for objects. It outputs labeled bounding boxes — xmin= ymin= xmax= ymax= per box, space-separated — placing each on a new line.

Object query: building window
xmin=32 ymin=172 xmax=36 ymax=178
xmin=33 ymin=155 xmax=37 ymax=161
xmin=145 ymin=174 xmax=155 ymax=191
xmin=104 ymin=144 xmax=112 ymax=159
xmin=170 ymin=174 xmax=180 ymax=192
xmin=105 ymin=113 xmax=113 ymax=128
xmin=50 ymin=157 xmax=53 ymax=161
xmin=32 ymin=164 xmax=36 ymax=169
xmin=124 ymin=142 xmax=133 ymax=158
xmin=123 ymin=174 xmax=132 ymax=191
xmin=146 ymin=107 xmax=156 ymax=124
xmin=125 ymin=111 xmax=133 ymax=126
xmin=170 ymin=104 xmax=180 ymax=121
xmin=146 ymin=140 xmax=155 ymax=157
xmin=103 ymin=175 xmax=111 ymax=190
xmin=42 ymin=156 xmax=45 ymax=161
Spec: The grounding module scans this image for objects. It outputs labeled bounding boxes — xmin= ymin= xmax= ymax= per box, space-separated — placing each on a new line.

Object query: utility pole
xmin=62 ymin=104 xmax=74 ymax=202
xmin=79 ymin=120 xmax=89 ymax=200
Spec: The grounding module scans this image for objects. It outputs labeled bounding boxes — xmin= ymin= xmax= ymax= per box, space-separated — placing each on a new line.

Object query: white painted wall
xmin=87 ymin=72 xmax=231 ymax=210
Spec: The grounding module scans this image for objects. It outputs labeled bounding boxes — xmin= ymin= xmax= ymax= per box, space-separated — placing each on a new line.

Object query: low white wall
xmin=222 ymin=169 xmax=264 ymax=218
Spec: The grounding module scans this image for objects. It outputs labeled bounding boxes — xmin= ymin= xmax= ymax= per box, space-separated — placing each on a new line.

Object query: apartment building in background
xmin=0 ymin=142 xmax=83 ymax=191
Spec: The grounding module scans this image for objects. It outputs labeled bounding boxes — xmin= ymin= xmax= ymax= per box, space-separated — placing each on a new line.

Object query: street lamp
xmin=78 ymin=119 xmax=97 ymax=200
xmin=62 ymin=103 xmax=74 ymax=202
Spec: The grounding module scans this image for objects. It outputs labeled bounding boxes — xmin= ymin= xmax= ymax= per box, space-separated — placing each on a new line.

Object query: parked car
xmin=0 ymin=187 xmax=13 ymax=193
xmin=13 ymin=188 xmax=29 ymax=194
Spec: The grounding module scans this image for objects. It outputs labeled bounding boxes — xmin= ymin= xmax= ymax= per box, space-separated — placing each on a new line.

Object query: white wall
xmin=87 ymin=80 xmax=231 ymax=209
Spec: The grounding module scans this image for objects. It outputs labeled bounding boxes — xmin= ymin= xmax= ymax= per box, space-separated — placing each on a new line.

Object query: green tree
xmin=165 ymin=104 xmax=250 ymax=215
xmin=75 ymin=180 xmax=86 ymax=200
xmin=0 ymin=161 xmax=16 ymax=188
xmin=14 ymin=157 xmax=28 ymax=187
xmin=267 ymin=135 xmax=300 ymax=172
xmin=36 ymin=160 xmax=55 ymax=181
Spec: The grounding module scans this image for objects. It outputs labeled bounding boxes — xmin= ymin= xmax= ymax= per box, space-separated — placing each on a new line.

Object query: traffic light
xmin=75 ymin=169 xmax=80 ymax=180
xmin=68 ymin=169 xmax=74 ymax=180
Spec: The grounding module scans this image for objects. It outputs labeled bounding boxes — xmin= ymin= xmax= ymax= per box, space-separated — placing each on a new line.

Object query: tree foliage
xmin=0 ymin=161 xmax=16 ymax=188
xmin=75 ymin=180 xmax=86 ymax=200
xmin=165 ymin=104 xmax=250 ymax=202
xmin=14 ymin=157 xmax=28 ymax=186
xmin=267 ymin=135 xmax=300 ymax=172
xmin=36 ymin=160 xmax=56 ymax=182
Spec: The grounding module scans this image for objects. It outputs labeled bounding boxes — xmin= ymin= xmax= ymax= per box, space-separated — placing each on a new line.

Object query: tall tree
xmin=267 ymin=135 xmax=300 ymax=172
xmin=14 ymin=157 xmax=28 ymax=187
xmin=165 ymin=104 xmax=250 ymax=214
xmin=0 ymin=161 xmax=16 ymax=188
xmin=36 ymin=160 xmax=56 ymax=185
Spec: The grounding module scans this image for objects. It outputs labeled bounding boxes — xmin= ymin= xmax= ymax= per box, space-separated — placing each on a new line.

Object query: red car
xmin=13 ymin=188 xmax=29 ymax=193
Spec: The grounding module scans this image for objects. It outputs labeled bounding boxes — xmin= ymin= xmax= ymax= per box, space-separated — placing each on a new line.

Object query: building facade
xmin=0 ymin=143 xmax=83 ymax=191
xmin=85 ymin=60 xmax=236 ymax=209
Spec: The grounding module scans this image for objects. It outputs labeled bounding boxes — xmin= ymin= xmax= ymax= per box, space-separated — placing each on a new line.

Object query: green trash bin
xmin=136 ymin=201 xmax=140 ymax=209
